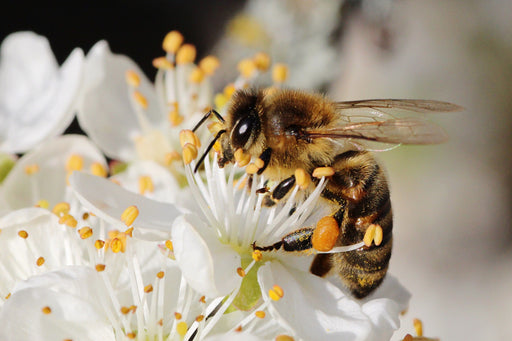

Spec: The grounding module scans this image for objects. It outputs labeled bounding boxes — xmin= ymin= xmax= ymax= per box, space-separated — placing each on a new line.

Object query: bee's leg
xmin=253 ymin=227 xmax=314 ymax=252
xmin=256 ymin=148 xmax=272 ymax=175
xmin=262 ymin=174 xmax=296 ymax=207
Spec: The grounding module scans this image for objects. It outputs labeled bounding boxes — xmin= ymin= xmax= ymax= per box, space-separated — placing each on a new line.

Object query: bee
xmin=193 ymin=88 xmax=462 ymax=298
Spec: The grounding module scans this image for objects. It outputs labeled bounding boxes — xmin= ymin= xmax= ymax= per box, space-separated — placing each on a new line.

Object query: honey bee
xmin=193 ymin=88 xmax=462 ymax=298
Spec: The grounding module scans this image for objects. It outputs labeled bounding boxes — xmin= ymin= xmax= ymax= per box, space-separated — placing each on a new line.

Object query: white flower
xmin=0 ymin=32 xmax=84 ymax=154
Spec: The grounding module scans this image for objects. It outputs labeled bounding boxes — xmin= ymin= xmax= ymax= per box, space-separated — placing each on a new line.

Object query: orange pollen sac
xmin=18 ymin=230 xmax=29 ymax=239
xmin=52 ymin=202 xmax=70 ymax=216
xmin=162 ymin=30 xmax=184 ymax=54
xmin=165 ymin=240 xmax=174 ymax=251
xmin=59 ymin=214 xmax=78 ymax=228
xmin=235 ymin=325 xmax=243 ymax=332
xmin=41 ymin=306 xmax=52 ymax=314
xmin=252 ymin=250 xmax=263 ymax=261
xmin=36 ymin=257 xmax=45 ymax=266
xmin=95 ymin=264 xmax=106 ymax=272
xmin=126 ymin=332 xmax=136 ymax=339
xmin=110 ymin=237 xmax=124 ymax=253
xmin=66 ymin=154 xmax=84 ymax=172
xmin=275 ymin=335 xmax=294 ymax=341
xmin=312 ymin=216 xmax=339 ymax=252
xmin=199 ymin=296 xmax=206 ymax=303
xmin=174 ymin=312 xmax=182 ymax=320
xmin=121 ymin=205 xmax=139 ymax=227
xmin=195 ymin=315 xmax=205 ymax=322
xmin=268 ymin=284 xmax=284 ymax=301
xmin=121 ymin=306 xmax=131 ymax=315
xmin=255 ymin=310 xmax=266 ymax=319
xmin=402 ymin=334 xmax=413 ymax=341
xmin=176 ymin=44 xmax=196 ymax=64
xmin=157 ymin=271 xmax=165 ymax=279
xmin=78 ymin=226 xmax=93 ymax=239
xmin=95 ymin=239 xmax=105 ymax=250
xmin=144 ymin=284 xmax=153 ymax=293
xmin=237 ymin=267 xmax=246 ymax=277
xmin=90 ymin=162 xmax=108 ymax=177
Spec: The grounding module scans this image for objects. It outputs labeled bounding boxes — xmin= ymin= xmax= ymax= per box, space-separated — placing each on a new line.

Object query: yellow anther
xmin=189 ymin=66 xmax=205 ymax=84
xmin=121 ymin=205 xmax=139 ymax=227
xmin=36 ymin=257 xmax=45 ymax=266
xmin=130 ymin=305 xmax=137 ymax=313
xmin=165 ymin=240 xmax=174 ymax=251
xmin=82 ymin=212 xmax=90 ymax=220
xmin=214 ymin=93 xmax=228 ymax=110
xmin=199 ymin=55 xmax=220 ymax=76
xmin=165 ymin=151 xmax=181 ymax=166
xmin=24 ymin=164 xmax=39 ymax=175
xmin=268 ymin=284 xmax=284 ymax=301
xmin=174 ymin=312 xmax=182 ymax=320
xmin=179 ymin=129 xmax=201 ymax=148
xmin=157 ymin=271 xmax=165 ymax=279
xmin=152 ymin=56 xmax=173 ymax=69
xmin=176 ymin=44 xmax=196 ymax=64
xmin=224 ymin=83 xmax=236 ymax=98
xmin=272 ymin=63 xmax=288 ymax=83
xmin=413 ymin=318 xmax=423 ymax=337
xmin=254 ymin=158 xmax=265 ymax=169
xmin=195 ymin=315 xmax=205 ymax=322
xmin=95 ymin=239 xmax=105 ymax=250
xmin=168 ymin=110 xmax=184 ymax=127
xmin=312 ymin=166 xmax=335 ymax=178
xmin=5 ymin=293 xmax=11 ymax=300
xmin=126 ymin=332 xmax=136 ymax=339
xmin=78 ymin=226 xmax=93 ymax=239
xmin=90 ymin=162 xmax=107 ymax=177
xmin=253 ymin=52 xmax=271 ymax=71
xmin=110 ymin=237 xmax=124 ymax=253
xmin=138 ymin=175 xmax=154 ymax=195
xmin=237 ymin=267 xmax=246 ymax=277
xmin=162 ymin=30 xmax=184 ymax=54
xmin=402 ymin=334 xmax=413 ymax=341
xmin=144 ymin=284 xmax=153 ymax=293
xmin=124 ymin=227 xmax=133 ymax=237
xmin=237 ymin=58 xmax=257 ymax=78
xmin=158 ymin=319 xmax=163 ymax=326
xmin=374 ymin=224 xmax=383 ymax=246
xmin=41 ymin=306 xmax=52 ymax=314
xmin=133 ymin=91 xmax=148 ymax=110
xmin=252 ymin=250 xmax=263 ymax=262
xmin=176 ymin=321 xmax=188 ymax=336
xmin=255 ymin=310 xmax=266 ymax=319
xmin=275 ymin=335 xmax=294 ymax=341
xmin=66 ymin=154 xmax=84 ymax=172
xmin=199 ymin=296 xmax=206 ymax=303
xmin=363 ymin=224 xmax=377 ymax=247
xmin=35 ymin=200 xmax=50 ymax=209
xmin=245 ymin=163 xmax=259 ymax=175
xmin=121 ymin=306 xmax=131 ymax=315
xmin=235 ymin=325 xmax=242 ymax=332
xmin=294 ymin=168 xmax=311 ymax=190
xmin=52 ymin=202 xmax=70 ymax=216
xmin=59 ymin=214 xmax=77 ymax=228
xmin=207 ymin=122 xmax=223 ymax=136
xmin=125 ymin=70 xmax=141 ymax=87
xmin=234 ymin=148 xmax=251 ymax=167
xmin=182 ymin=143 xmax=198 ymax=165
xmin=18 ymin=230 xmax=28 ymax=239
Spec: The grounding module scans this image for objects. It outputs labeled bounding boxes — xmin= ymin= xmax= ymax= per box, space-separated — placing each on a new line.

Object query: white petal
xmin=204 ymin=331 xmax=264 ymax=341
xmin=258 ymin=262 xmax=373 ymax=341
xmin=78 ymin=40 xmax=163 ymax=161
xmin=0 ymin=267 xmax=115 ymax=341
xmin=0 ymin=32 xmax=84 ymax=153
xmin=171 ymin=214 xmax=242 ymax=298
xmin=69 ymin=171 xmax=181 ymax=240
xmin=1 ymin=135 xmax=107 ymax=209
xmin=111 ymin=160 xmax=180 ymax=204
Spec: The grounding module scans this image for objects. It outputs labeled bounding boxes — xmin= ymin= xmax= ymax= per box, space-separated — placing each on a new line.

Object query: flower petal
xmin=258 ymin=262 xmax=373 ymax=341
xmin=171 ymin=214 xmax=242 ymax=297
xmin=69 ymin=171 xmax=181 ymax=240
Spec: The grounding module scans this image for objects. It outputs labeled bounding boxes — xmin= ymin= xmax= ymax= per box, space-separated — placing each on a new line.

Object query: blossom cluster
xmin=0 ymin=31 xmax=411 ymax=340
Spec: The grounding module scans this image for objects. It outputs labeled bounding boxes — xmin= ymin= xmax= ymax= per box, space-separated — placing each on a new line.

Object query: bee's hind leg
xmin=253 ymin=227 xmax=314 ymax=252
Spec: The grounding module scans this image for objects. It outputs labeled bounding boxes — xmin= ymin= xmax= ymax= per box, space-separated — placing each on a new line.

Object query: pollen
xmin=35 ymin=199 xmax=50 ymax=209
xmin=90 ymin=162 xmax=107 ymax=177
xmin=36 ymin=257 xmax=45 ymax=266
xmin=255 ymin=310 xmax=266 ymax=319
xmin=252 ymin=250 xmax=263 ymax=261
xmin=174 ymin=312 xmax=182 ymax=320
xmin=199 ymin=296 xmax=206 ymax=303
xmin=223 ymin=83 xmax=236 ymax=98
xmin=125 ymin=70 xmax=141 ymax=87
xmin=253 ymin=52 xmax=271 ymax=71
xmin=237 ymin=58 xmax=257 ymax=78
xmin=126 ymin=332 xmax=136 ymax=339
xmin=237 ymin=267 xmax=246 ymax=277
xmin=133 ymin=91 xmax=148 ymax=110
xmin=363 ymin=224 xmax=377 ymax=247
xmin=5 ymin=293 xmax=11 ymax=300
xmin=312 ymin=166 xmax=335 ymax=178
xmin=152 ymin=56 xmax=173 ymax=69
xmin=138 ymin=175 xmax=154 ymax=195
xmin=413 ymin=318 xmax=423 ymax=336
xmin=18 ymin=230 xmax=28 ymax=239
xmin=182 ymin=143 xmax=198 ymax=165
xmin=195 ymin=315 xmax=205 ymax=322
xmin=165 ymin=240 xmax=174 ymax=251
xmin=272 ymin=64 xmax=288 ymax=83
xmin=176 ymin=44 xmax=196 ymax=64
xmin=199 ymin=55 xmax=220 ymax=76
xmin=189 ymin=66 xmax=205 ymax=84
xmin=95 ymin=239 xmax=105 ymax=249
xmin=275 ymin=335 xmax=294 ymax=341
xmin=176 ymin=321 xmax=188 ymax=337
xmin=234 ymin=148 xmax=251 ymax=167
xmin=24 ymin=164 xmax=39 ymax=175
xmin=162 ymin=30 xmax=184 ymax=54
xmin=52 ymin=202 xmax=70 ymax=216
xmin=374 ymin=224 xmax=383 ymax=246
xmin=78 ymin=226 xmax=93 ymax=239
xmin=179 ymin=129 xmax=201 ymax=148
xmin=157 ymin=271 xmax=165 ymax=279
xmin=95 ymin=264 xmax=106 ymax=272
xmin=66 ymin=154 xmax=84 ymax=172
xmin=121 ymin=306 xmax=131 ymax=315
xmin=246 ymin=163 xmax=259 ymax=175
xmin=295 ymin=168 xmax=311 ymax=189
xmin=41 ymin=306 xmax=52 ymax=314
xmin=144 ymin=284 xmax=153 ymax=293
xmin=59 ymin=214 xmax=78 ymax=228
xmin=312 ymin=216 xmax=339 ymax=252
xmin=268 ymin=284 xmax=284 ymax=301
xmin=121 ymin=205 xmax=139 ymax=227
xmin=165 ymin=151 xmax=181 ymax=166
xmin=169 ymin=110 xmax=184 ymax=127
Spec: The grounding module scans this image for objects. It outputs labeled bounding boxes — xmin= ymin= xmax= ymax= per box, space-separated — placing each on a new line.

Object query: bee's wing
xmin=307 ymin=99 xmax=462 ymax=147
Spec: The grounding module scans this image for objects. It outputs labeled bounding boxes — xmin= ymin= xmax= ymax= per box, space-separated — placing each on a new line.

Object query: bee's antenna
xmin=192 ymin=109 xmax=225 ymax=133
xmin=194 ymin=129 xmax=227 ymax=173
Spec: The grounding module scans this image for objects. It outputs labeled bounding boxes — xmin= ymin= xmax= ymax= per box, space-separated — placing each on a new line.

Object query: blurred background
xmin=2 ymin=0 xmax=511 ymax=339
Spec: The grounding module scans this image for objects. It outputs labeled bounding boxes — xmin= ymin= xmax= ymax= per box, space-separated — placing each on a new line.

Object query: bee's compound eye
xmin=232 ymin=113 xmax=260 ymax=149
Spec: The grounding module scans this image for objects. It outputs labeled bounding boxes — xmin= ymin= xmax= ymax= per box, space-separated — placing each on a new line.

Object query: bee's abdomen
xmin=310 ymin=151 xmax=393 ymax=298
